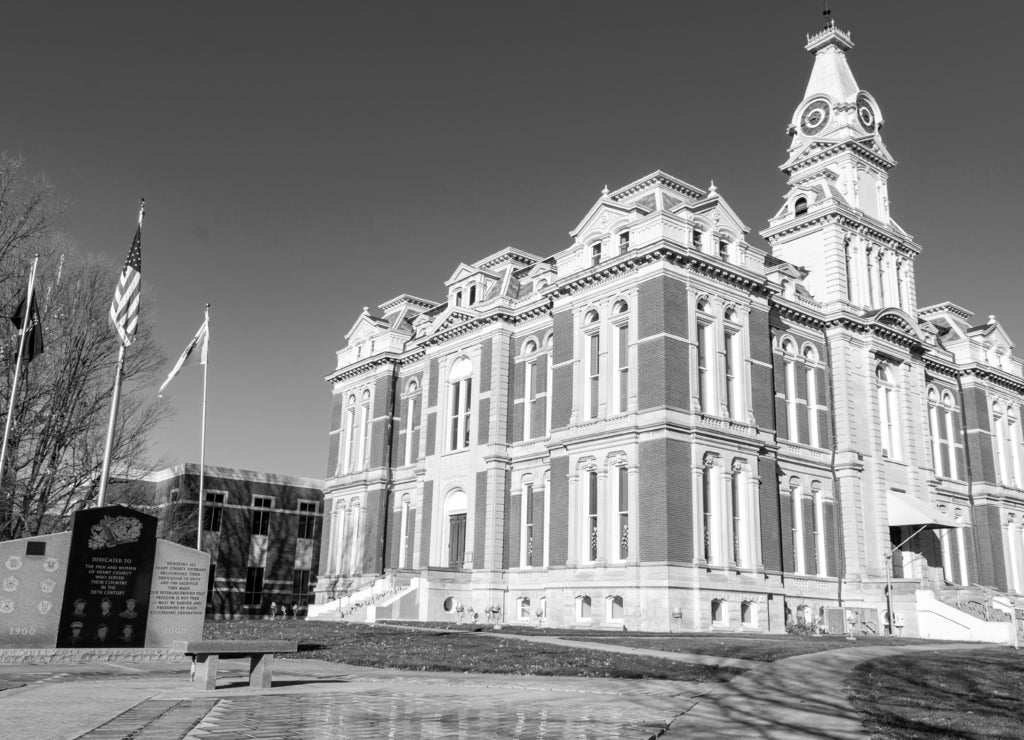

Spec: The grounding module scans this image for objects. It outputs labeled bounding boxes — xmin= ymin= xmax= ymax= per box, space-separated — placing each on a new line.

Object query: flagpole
xmin=196 ymin=303 xmax=210 ymax=550
xmin=0 ymin=254 xmax=39 ymax=493
xmin=98 ymin=200 xmax=145 ymax=507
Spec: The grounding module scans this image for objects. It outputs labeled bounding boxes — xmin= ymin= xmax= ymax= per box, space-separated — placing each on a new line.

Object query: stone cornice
xmin=762 ymin=209 xmax=920 ymax=256
xmin=784 ymin=138 xmax=895 ymax=174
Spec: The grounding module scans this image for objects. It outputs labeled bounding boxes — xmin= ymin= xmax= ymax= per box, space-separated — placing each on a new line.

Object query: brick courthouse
xmin=313 ymin=22 xmax=1024 ymax=637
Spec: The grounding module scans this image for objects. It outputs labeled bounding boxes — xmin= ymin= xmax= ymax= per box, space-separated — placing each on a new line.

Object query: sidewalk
xmin=0 ymin=637 xmax=989 ymax=739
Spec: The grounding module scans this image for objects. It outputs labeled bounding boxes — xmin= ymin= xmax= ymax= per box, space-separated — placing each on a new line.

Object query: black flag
xmin=10 ymin=287 xmax=43 ymax=362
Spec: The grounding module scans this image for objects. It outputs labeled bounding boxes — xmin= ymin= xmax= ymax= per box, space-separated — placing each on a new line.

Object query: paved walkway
xmin=0 ymin=635 xmax=989 ymax=739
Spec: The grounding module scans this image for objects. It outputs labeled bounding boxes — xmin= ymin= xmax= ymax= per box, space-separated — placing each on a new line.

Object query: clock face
xmin=856 ymin=94 xmax=876 ymax=132
xmin=799 ymin=100 xmax=831 ymax=136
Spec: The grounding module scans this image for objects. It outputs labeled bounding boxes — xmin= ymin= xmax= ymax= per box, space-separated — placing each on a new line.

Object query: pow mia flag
xmin=10 ymin=286 xmax=43 ymax=362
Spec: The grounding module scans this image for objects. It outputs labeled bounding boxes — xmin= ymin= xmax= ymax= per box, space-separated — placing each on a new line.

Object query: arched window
xmin=612 ymin=301 xmax=630 ymax=414
xmin=517 ymin=596 xmax=531 ymax=621
xmin=359 ymin=389 xmax=372 ymax=469
xmin=790 ymin=476 xmax=806 ymax=574
xmin=576 ymin=595 xmax=592 ymax=621
xmin=803 ymin=345 xmax=819 ymax=447
xmin=590 ymin=242 xmax=602 ymax=267
xmin=782 ymin=339 xmax=799 ymax=441
xmin=343 ymin=393 xmax=358 ymax=473
xmin=583 ymin=310 xmax=601 ymax=420
xmin=617 ymin=231 xmax=630 ymax=254
xmin=520 ymin=475 xmax=535 ymax=568
xmin=697 ymin=299 xmax=713 ymax=412
xmin=404 ymin=380 xmax=421 ymax=467
xmin=928 ymin=388 xmax=957 ymax=479
xmin=468 ymin=284 xmax=477 ymax=305
xmin=454 ymin=290 xmax=463 ymax=307
xmin=794 ymin=197 xmax=808 ymax=216
xmin=723 ymin=309 xmax=742 ymax=420
xmin=523 ymin=340 xmax=538 ymax=440
xmin=812 ymin=481 xmax=827 ymax=576
xmin=448 ymin=357 xmax=473 ymax=451
xmin=692 ymin=225 xmax=704 ymax=249
xmin=586 ymin=468 xmax=599 ymax=561
xmin=545 ymin=332 xmax=554 ymax=435
xmin=718 ymin=237 xmax=730 ymax=261
xmin=876 ymin=364 xmax=901 ymax=459
xmin=607 ymin=595 xmax=624 ymax=622
xmin=615 ymin=464 xmax=629 ymax=561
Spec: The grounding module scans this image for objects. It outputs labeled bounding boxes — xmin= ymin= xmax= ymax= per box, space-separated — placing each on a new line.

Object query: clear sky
xmin=2 ymin=1 xmax=1021 ymax=481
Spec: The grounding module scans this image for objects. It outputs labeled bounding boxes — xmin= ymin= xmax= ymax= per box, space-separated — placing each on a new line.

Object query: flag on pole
xmin=10 ymin=286 xmax=43 ymax=362
xmin=109 ymin=219 xmax=143 ymax=346
xmin=159 ymin=317 xmax=209 ymax=396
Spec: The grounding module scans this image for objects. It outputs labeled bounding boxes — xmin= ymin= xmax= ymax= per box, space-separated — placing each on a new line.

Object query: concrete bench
xmin=173 ymin=639 xmax=298 ymax=690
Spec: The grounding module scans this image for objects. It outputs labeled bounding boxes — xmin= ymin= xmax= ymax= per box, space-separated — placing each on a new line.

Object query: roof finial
xmin=602 ymin=185 xmax=609 ymax=197
xmin=823 ymin=0 xmax=833 ymax=29
xmin=708 ymin=180 xmax=718 ymax=195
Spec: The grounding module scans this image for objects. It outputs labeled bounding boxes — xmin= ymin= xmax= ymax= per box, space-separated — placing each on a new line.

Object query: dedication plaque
xmin=56 ymin=506 xmax=158 ymax=648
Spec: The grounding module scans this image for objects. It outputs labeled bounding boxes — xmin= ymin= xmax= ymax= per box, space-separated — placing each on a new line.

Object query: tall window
xmin=468 ymin=284 xmax=477 ymax=305
xmin=790 ymin=479 xmax=805 ymax=574
xmin=718 ymin=238 xmax=730 ymax=261
xmin=697 ymin=300 xmax=713 ymax=412
xmin=730 ymin=464 xmax=743 ymax=566
xmin=359 ymin=389 xmax=372 ymax=469
xmin=928 ymin=388 xmax=957 ymax=479
xmin=292 ymin=569 xmax=312 ymax=607
xmin=994 ymin=403 xmax=1023 ymax=488
xmin=405 ymin=380 xmax=420 ymax=466
xmin=723 ymin=309 xmax=742 ymax=420
xmin=244 ymin=566 xmax=265 ymax=607
xmin=297 ymin=501 xmax=318 ymax=540
xmin=813 ymin=484 xmax=827 ymax=576
xmin=251 ymin=496 xmax=273 ymax=536
xmin=522 ymin=480 xmax=534 ymax=567
xmin=877 ymin=364 xmax=901 ymax=459
xmin=203 ymin=491 xmax=226 ymax=533
xmin=612 ymin=302 xmax=629 ymax=414
xmin=700 ymin=454 xmax=718 ymax=563
xmin=343 ymin=394 xmax=358 ymax=472
xmin=1010 ymin=408 xmax=1023 ymax=488
xmin=583 ymin=311 xmax=601 ymax=420
xmin=523 ymin=341 xmax=538 ymax=439
xmin=804 ymin=346 xmax=819 ymax=447
xmin=448 ymin=357 xmax=473 ymax=451
xmin=588 ymin=470 xmax=599 ymax=561
xmin=617 ymin=466 xmax=629 ymax=560
xmin=782 ymin=340 xmax=799 ymax=440
xmin=545 ymin=333 xmax=554 ymax=435
xmin=692 ymin=226 xmax=703 ymax=249
xmin=591 ymin=242 xmax=602 ymax=267
xmin=618 ymin=231 xmax=630 ymax=254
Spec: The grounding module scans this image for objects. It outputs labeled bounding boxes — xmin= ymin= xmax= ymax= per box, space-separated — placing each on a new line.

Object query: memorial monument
xmin=0 ymin=505 xmax=209 ymax=650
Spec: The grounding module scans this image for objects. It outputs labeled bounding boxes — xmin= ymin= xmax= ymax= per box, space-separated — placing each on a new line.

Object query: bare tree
xmin=0 ymin=155 xmax=170 ymax=539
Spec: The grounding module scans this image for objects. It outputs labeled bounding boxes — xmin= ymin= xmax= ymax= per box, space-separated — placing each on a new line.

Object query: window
xmin=359 ymin=389 xmax=371 ymax=469
xmin=469 ymin=284 xmax=477 ymax=305
xmin=718 ymin=238 xmax=730 ymax=261
xmin=587 ymin=470 xmax=599 ymax=561
xmin=790 ymin=479 xmax=805 ymax=574
xmin=583 ymin=311 xmax=601 ymax=420
xmin=444 ymin=490 xmax=468 ymax=568
xmin=203 ymin=491 xmax=225 ymax=533
xmin=612 ymin=302 xmax=629 ymax=414
xmin=697 ymin=301 xmax=713 ymax=412
xmin=804 ymin=346 xmax=819 ymax=447
xmin=723 ymin=310 xmax=742 ymax=420
xmin=617 ymin=466 xmax=629 ymax=560
xmin=251 ymin=496 xmax=273 ymax=536
xmin=591 ymin=242 xmax=602 ymax=267
xmin=244 ymin=566 xmax=265 ymax=607
xmin=292 ymin=569 xmax=312 ymax=607
xmin=730 ymin=463 xmax=744 ymax=566
xmin=455 ymin=290 xmax=463 ymax=307
xmin=783 ymin=340 xmax=799 ymax=441
xmin=877 ymin=364 xmax=901 ymax=458
xmin=618 ymin=231 xmax=630 ymax=254
xmin=343 ymin=395 xmax=358 ymax=472
xmin=928 ymin=388 xmax=958 ymax=479
xmin=701 ymin=455 xmax=717 ymax=563
xmin=523 ymin=341 xmax=538 ymax=440
xmin=692 ymin=227 xmax=703 ymax=249
xmin=576 ymin=595 xmax=592 ymax=621
xmin=448 ymin=357 xmax=473 ymax=451
xmin=206 ymin=564 xmax=217 ymax=608
xmin=518 ymin=596 xmax=531 ymax=621
xmin=813 ymin=483 xmax=827 ymax=576
xmin=794 ymin=197 xmax=808 ymax=216
xmin=405 ymin=381 xmax=420 ymax=467
xmin=545 ymin=333 xmax=554 ymax=435
xmin=521 ymin=481 xmax=534 ymax=567
xmin=297 ymin=501 xmax=318 ymax=539
xmin=607 ymin=595 xmax=624 ymax=622
xmin=711 ymin=599 xmax=727 ymax=625
xmin=741 ymin=601 xmax=756 ymax=626
xmin=398 ymin=497 xmax=411 ymax=569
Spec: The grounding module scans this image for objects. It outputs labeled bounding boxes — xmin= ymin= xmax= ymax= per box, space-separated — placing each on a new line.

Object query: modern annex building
xmin=313 ymin=21 xmax=1024 ymax=637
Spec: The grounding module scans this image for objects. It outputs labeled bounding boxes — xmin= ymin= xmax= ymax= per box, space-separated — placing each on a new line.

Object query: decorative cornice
xmin=762 ymin=209 xmax=920 ymax=257
xmin=785 ymin=138 xmax=895 ymax=173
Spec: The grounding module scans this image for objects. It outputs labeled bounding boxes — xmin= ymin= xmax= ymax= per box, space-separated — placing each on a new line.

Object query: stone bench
xmin=173 ymin=639 xmax=298 ymax=690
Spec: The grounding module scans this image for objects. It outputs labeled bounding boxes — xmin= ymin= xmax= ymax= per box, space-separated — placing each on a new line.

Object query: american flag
xmin=109 ymin=208 xmax=144 ymax=346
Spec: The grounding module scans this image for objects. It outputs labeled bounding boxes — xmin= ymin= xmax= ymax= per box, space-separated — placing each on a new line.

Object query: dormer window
xmin=591 ymin=242 xmax=602 ymax=267
xmin=469 ymin=284 xmax=477 ymax=305
xmin=455 ymin=291 xmax=463 ymax=307
xmin=794 ymin=197 xmax=808 ymax=217
xmin=692 ymin=227 xmax=703 ymax=249
xmin=618 ymin=231 xmax=630 ymax=255
xmin=718 ymin=239 xmax=730 ymax=261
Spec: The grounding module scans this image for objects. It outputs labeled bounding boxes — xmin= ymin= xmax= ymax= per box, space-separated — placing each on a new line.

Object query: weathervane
xmin=823 ymin=0 xmax=833 ymax=29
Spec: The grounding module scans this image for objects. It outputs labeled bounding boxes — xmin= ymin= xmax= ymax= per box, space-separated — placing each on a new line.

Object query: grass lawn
xmin=846 ymin=648 xmax=1024 ymax=739
xmin=556 ymin=632 xmax=949 ymax=662
xmin=203 ymin=619 xmax=741 ymax=682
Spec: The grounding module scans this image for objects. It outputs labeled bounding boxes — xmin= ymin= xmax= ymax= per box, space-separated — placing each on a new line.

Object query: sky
xmin=1 ymin=1 xmax=1021 ymax=481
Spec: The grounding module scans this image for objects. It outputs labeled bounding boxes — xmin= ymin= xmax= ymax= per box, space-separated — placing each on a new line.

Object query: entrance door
xmin=448 ymin=514 xmax=466 ymax=567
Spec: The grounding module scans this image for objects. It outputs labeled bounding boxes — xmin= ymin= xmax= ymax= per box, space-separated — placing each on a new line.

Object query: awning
xmin=887 ymin=492 xmax=960 ymax=529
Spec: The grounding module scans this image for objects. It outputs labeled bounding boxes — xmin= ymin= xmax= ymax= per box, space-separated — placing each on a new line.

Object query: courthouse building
xmin=313 ymin=21 xmax=1024 ymax=636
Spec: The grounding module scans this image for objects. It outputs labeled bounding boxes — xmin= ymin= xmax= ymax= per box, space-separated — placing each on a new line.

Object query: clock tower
xmin=762 ymin=20 xmax=921 ymax=315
